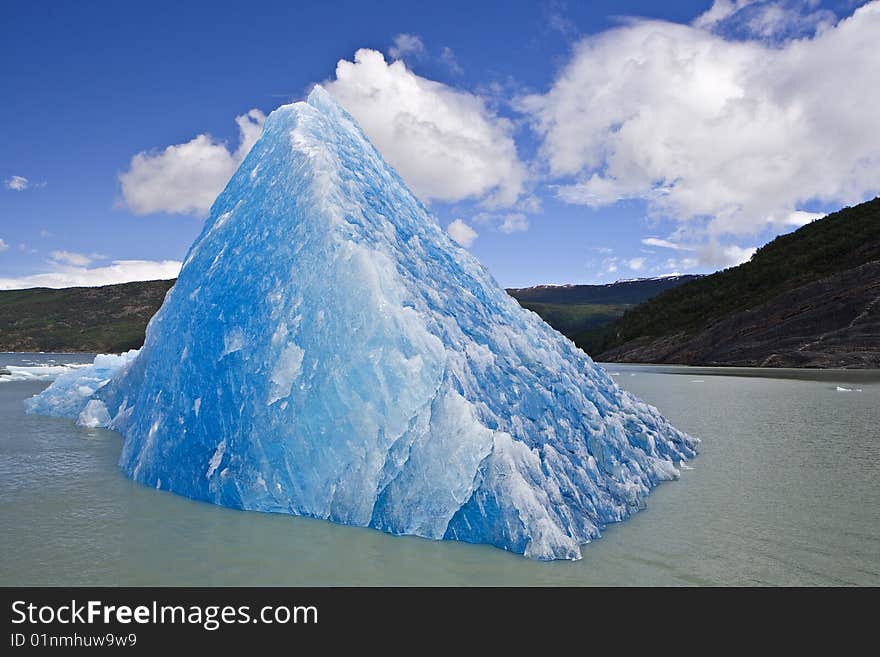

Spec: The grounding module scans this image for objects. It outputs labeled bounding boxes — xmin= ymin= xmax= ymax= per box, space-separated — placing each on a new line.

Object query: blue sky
xmin=1 ymin=0 xmax=878 ymax=289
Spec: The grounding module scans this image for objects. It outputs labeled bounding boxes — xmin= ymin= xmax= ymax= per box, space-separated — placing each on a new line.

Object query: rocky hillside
xmin=0 ymin=279 xmax=173 ymax=353
xmin=506 ymin=276 xmax=698 ymax=337
xmin=0 ymin=275 xmax=694 ymax=354
xmin=578 ymin=198 xmax=880 ymax=368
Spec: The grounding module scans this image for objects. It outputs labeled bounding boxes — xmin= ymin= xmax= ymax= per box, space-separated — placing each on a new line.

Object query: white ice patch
xmin=268 ymin=343 xmax=304 ymax=404
xmin=23 ymin=350 xmax=140 ymax=420
xmin=77 ymin=399 xmax=111 ymax=428
xmin=206 ymin=440 xmax=226 ymax=479
xmin=222 ymin=328 xmax=245 ymax=357
xmin=271 ymin=322 xmax=288 ymax=345
xmin=0 ymin=363 xmax=90 ymax=383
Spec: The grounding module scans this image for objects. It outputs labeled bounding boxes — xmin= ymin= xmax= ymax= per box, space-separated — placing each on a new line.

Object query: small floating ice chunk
xmin=0 ymin=363 xmax=90 ymax=383
xmin=23 ymin=350 xmax=139 ymax=418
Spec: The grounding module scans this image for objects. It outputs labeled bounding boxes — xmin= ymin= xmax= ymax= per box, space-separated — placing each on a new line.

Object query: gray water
xmin=1 ymin=353 xmax=878 ymax=586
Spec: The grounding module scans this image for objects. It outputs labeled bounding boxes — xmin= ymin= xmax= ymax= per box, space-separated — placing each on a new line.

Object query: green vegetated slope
xmin=507 ymin=276 xmax=698 ymax=337
xmin=578 ymin=198 xmax=880 ymax=367
xmin=0 ymin=274 xmax=695 ymax=354
xmin=514 ymin=302 xmax=630 ymax=336
xmin=0 ymin=279 xmax=174 ymax=352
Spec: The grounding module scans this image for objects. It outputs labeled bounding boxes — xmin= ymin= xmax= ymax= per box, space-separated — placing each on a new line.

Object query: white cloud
xmin=4 ymin=175 xmax=29 ymax=191
xmin=695 ymin=0 xmax=835 ymax=40
xmin=50 ymin=250 xmax=93 ymax=266
xmin=779 ymin=209 xmax=824 ymax=226
xmin=473 ymin=211 xmax=531 ymax=234
xmin=440 ymin=47 xmax=463 ymax=75
xmin=643 ymin=235 xmax=757 ymax=269
xmin=388 ymin=33 xmax=425 ymax=60
xmin=641 ymin=237 xmax=695 ymax=251
xmin=327 ymin=49 xmax=526 ymax=206
xmin=602 ymin=257 xmax=618 ymax=274
xmin=119 ymin=109 xmax=265 ymax=215
xmin=498 ymin=213 xmax=529 ymax=234
xmin=627 ymin=257 xmax=646 ymax=271
xmin=447 ymin=219 xmax=478 ymax=247
xmin=0 ymin=238 xmax=8 ymax=251
xmin=0 ymin=259 xmax=182 ymax=290
xmin=662 ymin=256 xmax=700 ymax=271
xmin=693 ymin=0 xmax=759 ymax=29
xmin=696 ymin=243 xmax=757 ymax=268
xmin=39 ymin=229 xmax=53 ymax=238
xmin=522 ymin=2 xmax=880 ymax=237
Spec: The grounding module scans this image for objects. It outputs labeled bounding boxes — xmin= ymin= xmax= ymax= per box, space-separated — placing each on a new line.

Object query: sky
xmin=1 ymin=0 xmax=878 ymax=289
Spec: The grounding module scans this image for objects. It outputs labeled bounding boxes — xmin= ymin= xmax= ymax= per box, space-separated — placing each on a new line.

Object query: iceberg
xmin=27 ymin=86 xmax=697 ymax=560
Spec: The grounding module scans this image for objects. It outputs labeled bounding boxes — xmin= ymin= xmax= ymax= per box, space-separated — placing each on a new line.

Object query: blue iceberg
xmin=27 ymin=86 xmax=697 ymax=560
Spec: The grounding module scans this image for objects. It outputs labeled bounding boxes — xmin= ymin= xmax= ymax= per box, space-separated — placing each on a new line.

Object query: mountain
xmin=26 ymin=86 xmax=695 ymax=560
xmin=0 ymin=280 xmax=173 ymax=353
xmin=579 ymin=198 xmax=880 ymax=368
xmin=507 ymin=276 xmax=699 ymax=337
xmin=0 ymin=274 xmax=695 ymax=354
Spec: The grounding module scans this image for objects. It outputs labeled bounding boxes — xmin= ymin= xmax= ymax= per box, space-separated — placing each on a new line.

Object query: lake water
xmin=1 ymin=353 xmax=878 ymax=586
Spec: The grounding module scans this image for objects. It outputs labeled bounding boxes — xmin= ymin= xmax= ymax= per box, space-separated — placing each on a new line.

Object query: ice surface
xmin=27 ymin=87 xmax=697 ymax=560
xmin=24 ymin=351 xmax=138 ymax=421
xmin=0 ymin=363 xmax=89 ymax=384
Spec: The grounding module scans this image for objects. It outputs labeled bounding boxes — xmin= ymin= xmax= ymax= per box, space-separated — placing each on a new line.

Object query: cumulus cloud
xmin=4 ymin=175 xmax=29 ymax=191
xmin=119 ymin=109 xmax=265 ymax=215
xmin=642 ymin=235 xmax=755 ymax=268
xmin=327 ymin=49 xmax=526 ymax=206
xmin=388 ymin=33 xmax=425 ymax=60
xmin=473 ymin=211 xmax=531 ymax=234
xmin=662 ymin=256 xmax=700 ymax=271
xmin=0 ymin=238 xmax=8 ymax=251
xmin=521 ymin=2 xmax=880 ymax=237
xmin=693 ymin=0 xmax=758 ymax=29
xmin=0 ymin=259 xmax=182 ymax=290
xmin=696 ymin=243 xmax=757 ymax=268
xmin=779 ymin=209 xmax=824 ymax=226
xmin=447 ymin=219 xmax=478 ymax=247
xmin=50 ymin=250 xmax=93 ymax=266
xmin=498 ymin=213 xmax=529 ymax=234
xmin=628 ymin=257 xmax=646 ymax=271
xmin=599 ymin=256 xmax=619 ymax=275
xmin=695 ymin=0 xmax=835 ymax=40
